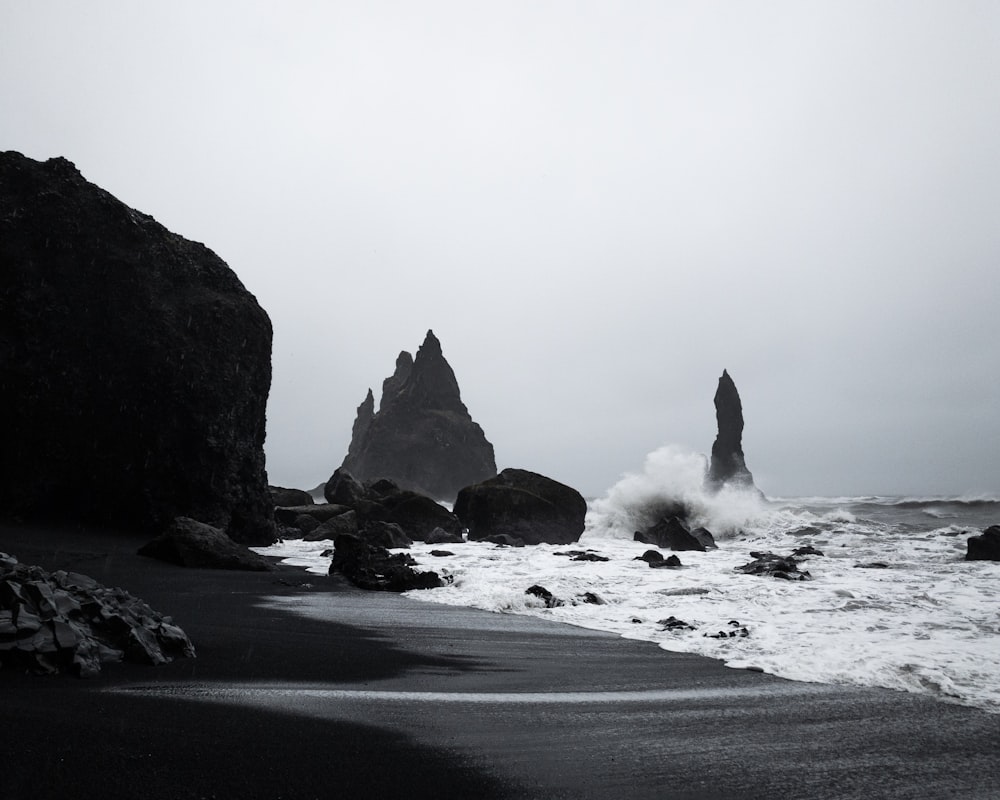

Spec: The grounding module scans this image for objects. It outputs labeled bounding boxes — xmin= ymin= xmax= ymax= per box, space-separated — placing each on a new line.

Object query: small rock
xmin=525 ymin=585 xmax=562 ymax=608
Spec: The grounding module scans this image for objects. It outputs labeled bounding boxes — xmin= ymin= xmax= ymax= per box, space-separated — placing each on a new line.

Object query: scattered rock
xmin=0 ymin=152 xmax=274 ymax=544
xmin=137 ymin=517 xmax=272 ymax=571
xmin=705 ymin=620 xmax=750 ymax=639
xmin=484 ymin=534 xmax=525 ymax=547
xmin=358 ymin=521 xmax=412 ymax=550
xmin=456 ymin=468 xmax=587 ymax=546
xmin=329 ymin=534 xmax=445 ymax=592
xmin=705 ymin=370 xmax=758 ymax=492
xmin=648 ymin=555 xmax=683 ymax=569
xmin=0 ymin=552 xmax=195 ymax=677
xmin=658 ymin=616 xmax=696 ymax=631
xmin=308 ymin=510 xmax=360 ymax=541
xmin=792 ymin=545 xmax=825 ymax=557
xmin=854 ymin=562 xmax=890 ymax=570
xmin=571 ymin=552 xmax=609 ymax=562
xmin=634 ymin=516 xmax=717 ymax=552
xmin=275 ymin=504 xmax=353 ymax=526
xmin=578 ymin=592 xmax=605 ymax=605
xmin=425 ymin=527 xmax=465 ymax=545
xmin=429 ymin=550 xmax=454 ymax=557
xmin=636 ymin=550 xmax=665 ymax=564
xmin=736 ymin=551 xmax=811 ymax=581
xmin=340 ymin=331 xmax=497 ymax=500
xmin=525 ymin=585 xmax=563 ymax=608
xmin=966 ymin=526 xmax=1000 ymax=561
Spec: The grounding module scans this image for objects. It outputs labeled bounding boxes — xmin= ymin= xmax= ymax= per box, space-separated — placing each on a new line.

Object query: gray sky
xmin=3 ymin=1 xmax=998 ymax=498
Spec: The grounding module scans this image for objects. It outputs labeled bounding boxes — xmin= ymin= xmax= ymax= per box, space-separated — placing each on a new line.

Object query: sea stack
xmin=0 ymin=152 xmax=275 ymax=544
xmin=341 ymin=330 xmax=496 ymax=500
xmin=706 ymin=369 xmax=757 ymax=492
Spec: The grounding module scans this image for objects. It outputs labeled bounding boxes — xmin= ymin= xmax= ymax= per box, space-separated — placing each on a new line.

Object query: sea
xmin=257 ymin=445 xmax=1000 ymax=714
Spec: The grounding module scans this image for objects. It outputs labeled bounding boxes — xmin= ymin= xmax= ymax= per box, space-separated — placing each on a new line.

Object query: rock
xmin=704 ymin=621 xmax=750 ymax=639
xmin=329 ymin=534 xmax=445 ymax=592
xmin=292 ymin=514 xmax=322 ymax=537
xmin=658 ymin=616 xmax=696 ymax=631
xmin=634 ymin=516 xmax=717 ymax=552
xmin=649 ymin=555 xmax=683 ymax=569
xmin=636 ymin=549 xmax=665 ymax=564
xmin=792 ymin=545 xmax=825 ymax=557
xmin=269 ymin=486 xmax=314 ymax=508
xmin=571 ymin=552 xmax=610 ymax=562
xmin=705 ymin=370 xmax=757 ymax=493
xmin=0 ymin=552 xmax=194 ymax=677
xmin=425 ymin=527 xmax=464 ymax=545
xmin=358 ymin=521 xmax=412 ymax=550
xmin=275 ymin=504 xmax=353 ymax=526
xmin=339 ymin=331 xmax=497 ymax=500
xmin=429 ymin=550 xmax=454 ymax=557
xmin=525 ymin=585 xmax=563 ymax=608
xmin=578 ymin=592 xmax=605 ymax=605
xmin=456 ymin=468 xmax=587 ymax=546
xmin=736 ymin=551 xmax=811 ymax=581
xmin=324 ymin=469 xmax=370 ymax=507
xmin=308 ymin=510 xmax=359 ymax=541
xmin=369 ymin=490 xmax=464 ymax=542
xmin=137 ymin=517 xmax=272 ymax=571
xmin=0 ymin=152 xmax=274 ymax=544
xmin=966 ymin=526 xmax=1000 ymax=561
xmin=483 ymin=534 xmax=525 ymax=547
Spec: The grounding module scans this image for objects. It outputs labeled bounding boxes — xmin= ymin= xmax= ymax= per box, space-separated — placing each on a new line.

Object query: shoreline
xmin=3 ymin=521 xmax=1000 ymax=799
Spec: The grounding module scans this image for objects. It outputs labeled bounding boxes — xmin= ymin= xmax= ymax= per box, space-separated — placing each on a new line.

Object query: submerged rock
xmin=634 ymin=516 xmax=717 ymax=552
xmin=340 ymin=331 xmax=497 ymax=500
xmin=966 ymin=526 xmax=1000 ymax=561
xmin=706 ymin=370 xmax=758 ymax=493
xmin=0 ymin=553 xmax=195 ymax=677
xmin=0 ymin=152 xmax=274 ymax=544
xmin=525 ymin=585 xmax=563 ymax=608
xmin=456 ymin=468 xmax=587 ymax=546
xmin=736 ymin=551 xmax=811 ymax=581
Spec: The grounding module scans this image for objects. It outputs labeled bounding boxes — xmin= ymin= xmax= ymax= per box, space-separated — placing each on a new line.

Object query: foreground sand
xmin=2 ymin=521 xmax=998 ymax=800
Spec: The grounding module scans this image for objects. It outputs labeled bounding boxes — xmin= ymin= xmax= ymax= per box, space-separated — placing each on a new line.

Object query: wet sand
xmin=2 ymin=521 xmax=999 ymax=799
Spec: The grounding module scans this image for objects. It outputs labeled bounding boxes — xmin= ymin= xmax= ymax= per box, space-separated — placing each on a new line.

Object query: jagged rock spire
xmin=706 ymin=369 xmax=757 ymax=491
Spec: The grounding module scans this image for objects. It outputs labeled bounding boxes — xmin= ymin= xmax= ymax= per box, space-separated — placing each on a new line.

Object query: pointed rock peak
xmin=395 ymin=351 xmax=414 ymax=372
xmin=420 ymin=329 xmax=442 ymax=355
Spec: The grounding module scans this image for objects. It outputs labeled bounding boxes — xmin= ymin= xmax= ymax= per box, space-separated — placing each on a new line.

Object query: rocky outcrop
xmin=0 ymin=152 xmax=274 ymax=544
xmin=138 ymin=517 xmax=272 ymax=570
xmin=966 ymin=526 xmax=1000 ymax=561
xmin=328 ymin=534 xmax=445 ymax=592
xmin=706 ymin=370 xmax=757 ymax=492
xmin=0 ymin=552 xmax=195 ymax=677
xmin=269 ymin=487 xmax=314 ymax=508
xmin=340 ymin=330 xmax=496 ymax=500
xmin=736 ymin=551 xmax=812 ymax=581
xmin=634 ymin=516 xmax=717 ymax=552
xmin=455 ymin=469 xmax=587 ymax=546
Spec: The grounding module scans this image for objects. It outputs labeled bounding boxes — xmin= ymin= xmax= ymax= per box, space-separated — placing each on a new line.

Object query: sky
xmin=2 ymin=1 xmax=998 ymax=498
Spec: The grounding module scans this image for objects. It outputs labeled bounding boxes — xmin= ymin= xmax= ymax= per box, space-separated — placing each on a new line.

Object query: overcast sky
xmin=3 ymin=2 xmax=998 ymax=498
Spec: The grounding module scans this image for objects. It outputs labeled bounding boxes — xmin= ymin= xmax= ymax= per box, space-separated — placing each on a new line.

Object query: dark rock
xmin=324 ymin=468 xmax=370 ymax=507
xmin=425 ymin=527 xmax=465 ymax=545
xmin=429 ymin=550 xmax=454 ymax=557
xmin=369 ymin=490 xmax=464 ymax=542
xmin=649 ymin=555 xmax=683 ymax=569
xmin=525 ymin=585 xmax=563 ymax=608
xmin=358 ymin=521 xmax=412 ymax=550
xmin=292 ymin=514 xmax=322 ymax=537
xmin=0 ymin=552 xmax=194 ymax=677
xmin=792 ymin=545 xmax=825 ymax=557
xmin=307 ymin=510 xmax=359 ymax=541
xmin=137 ymin=517 xmax=272 ymax=571
xmin=340 ymin=331 xmax=497 ymax=500
xmin=269 ymin=486 xmax=314 ymax=508
xmin=854 ymin=562 xmax=890 ymax=570
xmin=636 ymin=549 xmax=665 ymax=564
xmin=366 ymin=477 xmax=402 ymax=497
xmin=736 ymin=551 xmax=811 ymax=581
xmin=634 ymin=516 xmax=717 ymax=552
xmin=705 ymin=620 xmax=750 ymax=639
xmin=658 ymin=616 xmax=696 ymax=631
xmin=571 ymin=552 xmax=610 ymax=562
xmin=578 ymin=592 xmax=605 ymax=605
xmin=275 ymin=504 xmax=353 ymax=526
xmin=966 ymin=526 xmax=1000 ymax=561
xmin=484 ymin=534 xmax=525 ymax=547
xmin=706 ymin=370 xmax=757 ymax=492
xmin=0 ymin=152 xmax=274 ymax=544
xmin=329 ymin=534 xmax=445 ymax=592
xmin=456 ymin=468 xmax=587 ymax=546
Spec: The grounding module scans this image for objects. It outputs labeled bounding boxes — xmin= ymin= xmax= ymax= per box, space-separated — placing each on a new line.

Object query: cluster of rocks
xmin=634 ymin=516 xmax=717 ymax=552
xmin=524 ymin=584 xmax=604 ymax=608
xmin=635 ymin=550 xmax=683 ymax=569
xmin=328 ymin=534 xmax=447 ymax=592
xmin=0 ymin=552 xmax=195 ymax=677
xmin=0 ymin=152 xmax=275 ymax=545
xmin=966 ymin=526 xmax=1000 ymax=561
xmin=735 ymin=550 xmax=820 ymax=581
xmin=340 ymin=330 xmax=497 ymax=500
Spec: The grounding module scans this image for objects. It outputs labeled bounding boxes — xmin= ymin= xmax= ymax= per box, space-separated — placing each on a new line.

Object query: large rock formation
xmin=966 ymin=526 xmax=1000 ymax=561
xmin=0 ymin=152 xmax=274 ymax=543
xmin=341 ymin=330 xmax=496 ymax=500
xmin=706 ymin=369 xmax=757 ymax=492
xmin=454 ymin=468 xmax=587 ymax=546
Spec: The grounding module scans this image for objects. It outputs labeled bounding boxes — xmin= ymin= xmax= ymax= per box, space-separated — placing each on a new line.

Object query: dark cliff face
xmin=0 ymin=152 xmax=275 ymax=543
xmin=706 ymin=369 xmax=757 ymax=491
xmin=341 ymin=330 xmax=497 ymax=500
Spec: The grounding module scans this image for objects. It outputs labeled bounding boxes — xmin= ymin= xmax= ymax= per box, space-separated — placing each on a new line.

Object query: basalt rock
xmin=736 ymin=551 xmax=811 ymax=581
xmin=0 ymin=152 xmax=274 ymax=544
xmin=269 ymin=487 xmax=314 ymax=508
xmin=329 ymin=534 xmax=445 ymax=592
xmin=455 ymin=468 xmax=587 ymax=546
xmin=965 ymin=526 xmax=1000 ymax=561
xmin=634 ymin=516 xmax=717 ymax=552
xmin=137 ymin=517 xmax=272 ymax=571
xmin=706 ymin=369 xmax=757 ymax=493
xmin=0 ymin=552 xmax=195 ymax=677
xmin=340 ymin=331 xmax=497 ymax=500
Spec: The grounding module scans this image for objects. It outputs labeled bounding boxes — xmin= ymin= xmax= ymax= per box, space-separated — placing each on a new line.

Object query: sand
xmin=2 ymin=521 xmax=999 ymax=799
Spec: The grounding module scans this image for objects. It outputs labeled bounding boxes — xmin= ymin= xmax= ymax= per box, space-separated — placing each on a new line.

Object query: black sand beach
xmin=3 ymin=522 xmax=999 ymax=800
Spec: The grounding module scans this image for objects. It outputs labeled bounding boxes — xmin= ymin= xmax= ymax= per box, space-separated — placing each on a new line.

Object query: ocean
xmin=257 ymin=445 xmax=1000 ymax=713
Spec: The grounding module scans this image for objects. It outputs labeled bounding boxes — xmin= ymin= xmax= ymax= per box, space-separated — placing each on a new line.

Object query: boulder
xmin=358 ymin=521 xmax=412 ymax=550
xmin=483 ymin=534 xmax=525 ymax=547
xmin=275 ymin=504 xmax=353 ymax=526
xmin=269 ymin=486 xmax=314 ymax=508
xmin=324 ymin=468 xmax=371 ymax=508
xmin=525 ymin=585 xmax=563 ymax=608
xmin=455 ymin=468 xmax=587 ymax=546
xmin=705 ymin=369 xmax=757 ymax=492
xmin=309 ymin=510 xmax=359 ymax=541
xmin=329 ymin=534 xmax=445 ymax=592
xmin=138 ymin=517 xmax=272 ymax=571
xmin=339 ymin=330 xmax=497 ymax=500
xmin=634 ymin=516 xmax=717 ymax=552
xmin=426 ymin=527 xmax=465 ymax=545
xmin=0 ymin=552 xmax=195 ymax=677
xmin=966 ymin=526 xmax=1000 ymax=561
xmin=0 ymin=152 xmax=274 ymax=544
xmin=649 ymin=555 xmax=683 ymax=569
xmin=368 ymin=490 xmax=464 ymax=542
xmin=736 ymin=551 xmax=811 ymax=581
